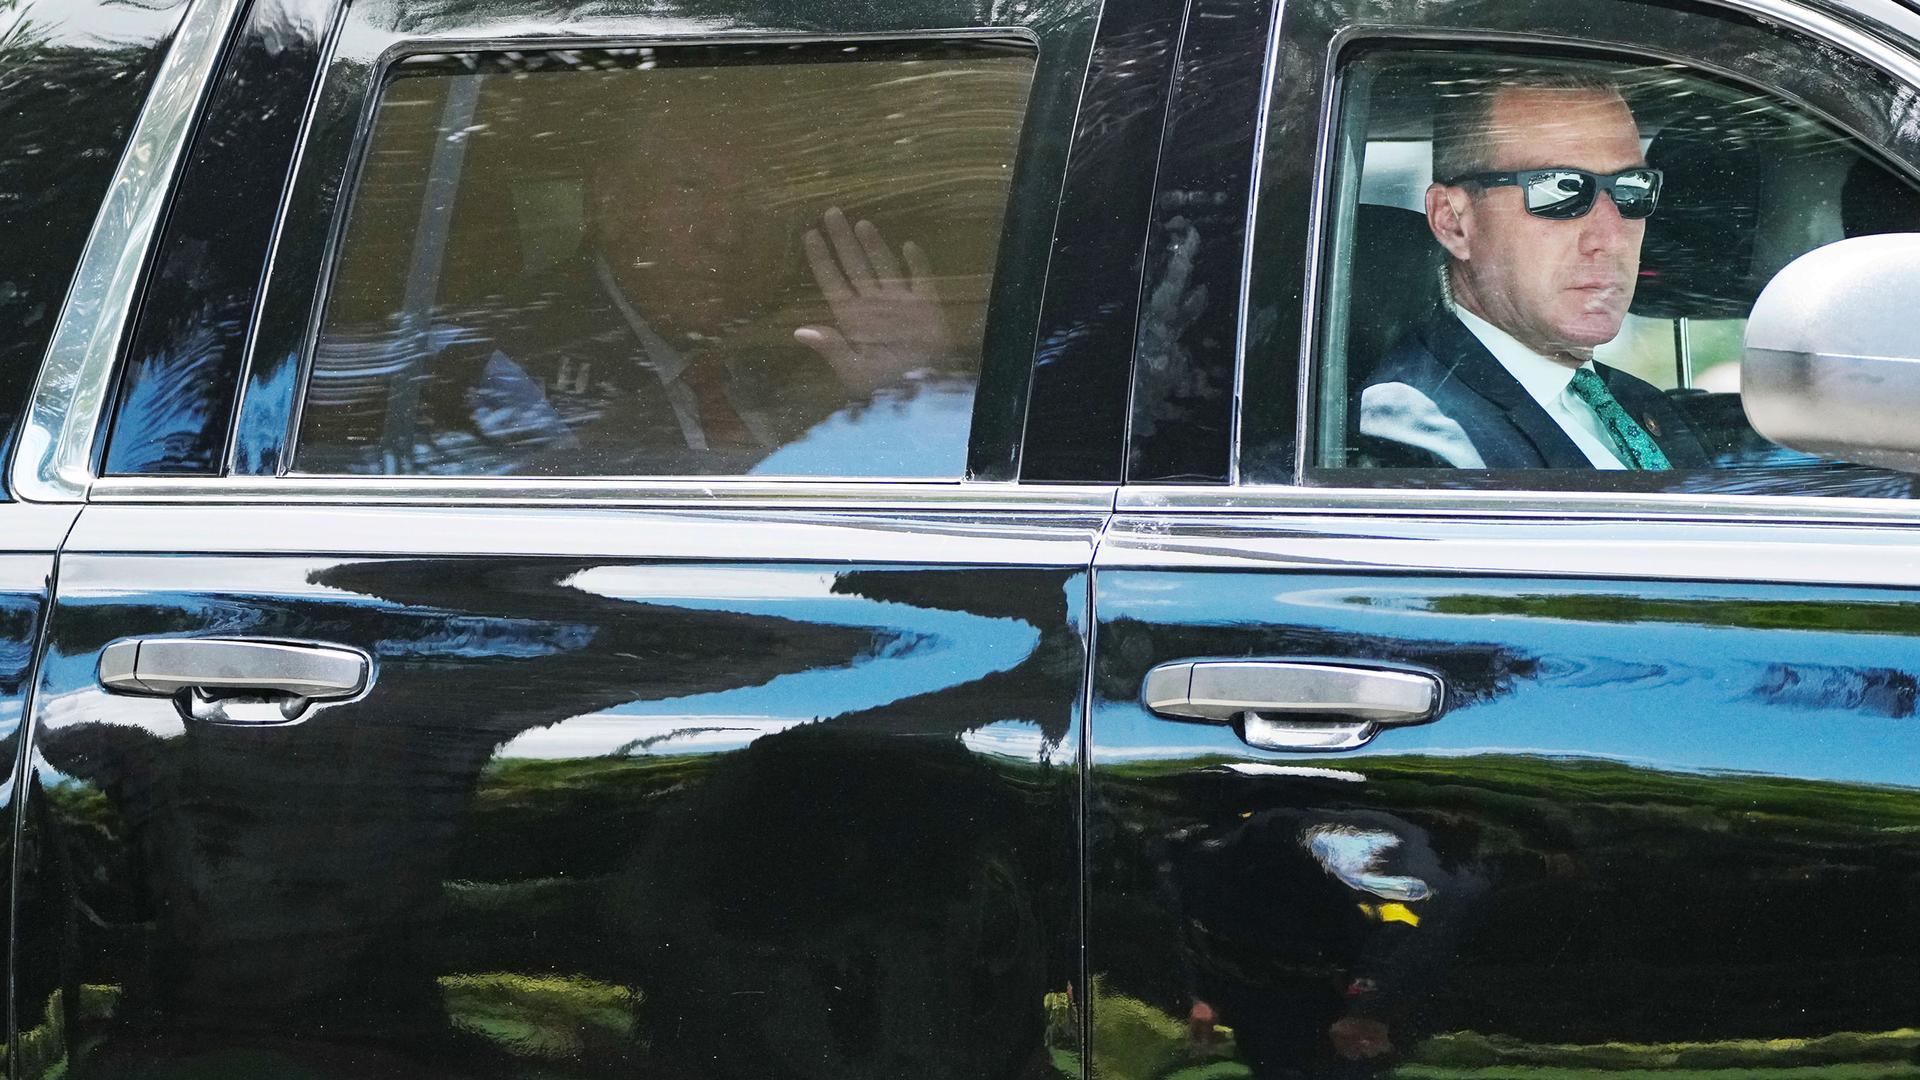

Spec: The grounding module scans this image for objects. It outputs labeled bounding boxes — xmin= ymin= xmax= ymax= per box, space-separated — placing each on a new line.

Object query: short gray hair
xmin=1431 ymin=71 xmax=1628 ymax=185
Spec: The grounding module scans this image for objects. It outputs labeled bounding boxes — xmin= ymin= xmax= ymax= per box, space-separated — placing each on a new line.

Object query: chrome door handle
xmin=99 ymin=638 xmax=371 ymax=724
xmin=1142 ymin=660 xmax=1444 ymax=752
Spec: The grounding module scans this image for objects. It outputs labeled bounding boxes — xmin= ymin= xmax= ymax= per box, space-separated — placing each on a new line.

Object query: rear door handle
xmin=100 ymin=638 xmax=372 ymax=724
xmin=1142 ymin=660 xmax=1444 ymax=752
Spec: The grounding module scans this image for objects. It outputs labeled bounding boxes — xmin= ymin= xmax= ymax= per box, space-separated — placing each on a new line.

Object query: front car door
xmin=3 ymin=0 xmax=1182 ymax=1074
xmin=1090 ymin=0 xmax=1920 ymax=1076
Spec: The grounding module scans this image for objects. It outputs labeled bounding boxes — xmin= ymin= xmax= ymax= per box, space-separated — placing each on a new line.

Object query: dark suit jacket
xmin=1357 ymin=313 xmax=1709 ymax=470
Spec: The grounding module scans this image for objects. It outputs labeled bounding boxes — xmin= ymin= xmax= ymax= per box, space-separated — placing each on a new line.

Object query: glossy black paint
xmin=0 ymin=0 xmax=188 ymax=487
xmin=1241 ymin=0 xmax=1920 ymax=486
xmin=1018 ymin=0 xmax=1182 ymax=483
xmin=103 ymin=0 xmax=336 ymax=476
xmin=225 ymin=0 xmax=1102 ymax=479
xmin=1122 ymin=0 xmax=1275 ymax=485
xmin=1089 ymin=528 xmax=1920 ymax=1076
xmin=0 ymin=506 xmax=80 ymax=1079
xmin=22 ymin=510 xmax=1092 ymax=1078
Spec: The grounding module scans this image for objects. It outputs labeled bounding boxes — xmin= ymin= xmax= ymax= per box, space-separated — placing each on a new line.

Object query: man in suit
xmin=1357 ymin=72 xmax=1708 ymax=470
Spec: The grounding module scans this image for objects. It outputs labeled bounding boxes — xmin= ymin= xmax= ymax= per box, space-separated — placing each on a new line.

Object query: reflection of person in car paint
xmin=1170 ymin=806 xmax=1460 ymax=1078
xmin=1357 ymin=72 xmax=1708 ymax=471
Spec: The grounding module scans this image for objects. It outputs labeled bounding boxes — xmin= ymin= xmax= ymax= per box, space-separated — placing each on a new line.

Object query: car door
xmin=6 ymin=0 xmax=1181 ymax=1075
xmin=1 ymin=0 xmax=194 ymax=1071
xmin=1089 ymin=0 xmax=1920 ymax=1077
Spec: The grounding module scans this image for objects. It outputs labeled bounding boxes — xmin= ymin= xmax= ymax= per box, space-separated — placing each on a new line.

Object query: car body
xmin=5 ymin=0 xmax=1920 ymax=1075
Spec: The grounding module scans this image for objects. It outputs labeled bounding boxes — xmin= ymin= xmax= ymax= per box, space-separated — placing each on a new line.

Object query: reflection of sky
xmin=748 ymin=381 xmax=972 ymax=478
xmin=548 ymin=564 xmax=1042 ymax=723
xmin=1095 ymin=573 xmax=1920 ymax=788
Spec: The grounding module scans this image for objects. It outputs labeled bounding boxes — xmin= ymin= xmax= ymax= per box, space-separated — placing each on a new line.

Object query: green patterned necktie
xmin=1567 ymin=368 xmax=1670 ymax=470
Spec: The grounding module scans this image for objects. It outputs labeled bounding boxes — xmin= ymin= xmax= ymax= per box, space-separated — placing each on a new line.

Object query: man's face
xmin=1429 ymin=87 xmax=1647 ymax=360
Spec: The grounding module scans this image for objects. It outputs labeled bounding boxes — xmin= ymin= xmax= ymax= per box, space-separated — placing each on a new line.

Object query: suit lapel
xmin=1424 ymin=315 xmax=1592 ymax=469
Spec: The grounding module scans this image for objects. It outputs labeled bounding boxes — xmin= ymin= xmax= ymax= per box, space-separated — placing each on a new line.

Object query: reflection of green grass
xmin=1406 ymin=1028 xmax=1920 ymax=1072
xmin=1100 ymin=752 xmax=1920 ymax=837
xmin=1089 ymin=977 xmax=1240 ymax=1080
xmin=1393 ymin=1066 xmax=1920 ymax=1079
xmin=1420 ymin=593 xmax=1920 ymax=636
xmin=1164 ymin=1064 xmax=1255 ymax=1080
xmin=18 ymin=983 xmax=122 ymax=1080
xmin=438 ymin=973 xmax=635 ymax=1061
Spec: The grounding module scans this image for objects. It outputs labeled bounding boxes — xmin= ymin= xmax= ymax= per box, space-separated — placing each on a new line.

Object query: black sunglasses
xmin=1441 ymin=166 xmax=1664 ymax=220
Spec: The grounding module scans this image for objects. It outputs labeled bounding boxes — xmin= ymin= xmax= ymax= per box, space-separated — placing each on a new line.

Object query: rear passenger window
xmin=294 ymin=41 xmax=1034 ymax=478
xmin=1286 ymin=49 xmax=1920 ymax=496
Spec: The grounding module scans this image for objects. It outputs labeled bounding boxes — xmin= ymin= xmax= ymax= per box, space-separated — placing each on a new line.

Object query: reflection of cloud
xmin=564 ymin=566 xmax=838 ymax=602
xmin=1207 ymin=762 xmax=1365 ymax=782
xmin=960 ymin=720 xmax=1057 ymax=764
xmin=497 ymin=715 xmax=806 ymax=759
xmin=1305 ymin=825 xmax=1431 ymax=902
xmin=63 ymin=558 xmax=361 ymax=600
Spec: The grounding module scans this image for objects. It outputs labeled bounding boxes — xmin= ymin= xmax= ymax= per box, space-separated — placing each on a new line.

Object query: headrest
xmin=1344 ymin=203 xmax=1445 ymax=377
xmin=1632 ymin=119 xmax=1775 ymax=319
xmin=1843 ymin=158 xmax=1920 ymax=237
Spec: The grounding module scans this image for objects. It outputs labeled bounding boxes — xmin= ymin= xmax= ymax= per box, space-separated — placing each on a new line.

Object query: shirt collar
xmin=1450 ymin=302 xmax=1591 ymax=410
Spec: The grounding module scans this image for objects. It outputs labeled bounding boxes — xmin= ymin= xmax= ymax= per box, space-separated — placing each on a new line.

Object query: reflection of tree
xmin=1092 ymin=752 xmax=1920 ymax=1056
xmin=0 ymin=34 xmax=166 ymax=443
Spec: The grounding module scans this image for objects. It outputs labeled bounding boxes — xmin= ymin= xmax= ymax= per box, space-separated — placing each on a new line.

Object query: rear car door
xmin=1089 ymin=0 xmax=1920 ymax=1076
xmin=6 ymin=0 xmax=1181 ymax=1075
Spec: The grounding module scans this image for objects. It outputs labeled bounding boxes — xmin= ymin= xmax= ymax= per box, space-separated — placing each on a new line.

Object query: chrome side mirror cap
xmin=1743 ymin=233 xmax=1920 ymax=474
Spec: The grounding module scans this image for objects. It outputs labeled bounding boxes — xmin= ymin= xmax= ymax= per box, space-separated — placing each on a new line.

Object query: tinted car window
xmin=0 ymin=0 xmax=184 ymax=489
xmin=293 ymin=41 xmax=1035 ymax=479
xmin=1272 ymin=49 xmax=1920 ymax=495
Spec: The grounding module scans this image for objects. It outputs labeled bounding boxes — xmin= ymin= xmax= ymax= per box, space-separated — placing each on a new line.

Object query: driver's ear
xmin=1426 ymin=182 xmax=1474 ymax=261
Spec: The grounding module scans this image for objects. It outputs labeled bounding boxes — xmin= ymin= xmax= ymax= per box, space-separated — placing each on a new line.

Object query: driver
xmin=1357 ymin=71 xmax=1708 ymax=470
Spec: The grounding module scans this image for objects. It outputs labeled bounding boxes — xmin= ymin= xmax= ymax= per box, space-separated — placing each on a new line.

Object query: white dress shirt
xmin=1451 ymin=305 xmax=1629 ymax=469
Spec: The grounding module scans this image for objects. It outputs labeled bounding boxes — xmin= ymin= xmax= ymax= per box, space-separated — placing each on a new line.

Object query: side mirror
xmin=1743 ymin=233 xmax=1920 ymax=473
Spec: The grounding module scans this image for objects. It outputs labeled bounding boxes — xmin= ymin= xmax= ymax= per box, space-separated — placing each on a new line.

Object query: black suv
xmin=7 ymin=0 xmax=1920 ymax=1075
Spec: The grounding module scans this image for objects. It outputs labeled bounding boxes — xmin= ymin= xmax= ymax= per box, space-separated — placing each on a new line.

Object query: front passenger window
xmin=1301 ymin=50 xmax=1920 ymax=495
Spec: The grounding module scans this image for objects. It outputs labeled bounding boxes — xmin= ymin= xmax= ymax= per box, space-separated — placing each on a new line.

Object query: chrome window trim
xmin=9 ymin=0 xmax=248 ymax=504
xmin=1118 ymin=483 xmax=1920 ymax=525
xmin=90 ymin=475 xmax=1120 ymax=512
xmin=1241 ymin=0 xmax=1920 ymax=495
xmin=66 ymin=503 xmax=1109 ymax=560
xmin=1099 ymin=511 xmax=1920 ymax=588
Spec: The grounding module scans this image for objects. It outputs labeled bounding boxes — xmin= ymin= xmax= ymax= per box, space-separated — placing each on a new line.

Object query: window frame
xmin=1215 ymin=0 xmax=1920 ymax=519
xmin=203 ymin=0 xmax=1106 ymax=492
